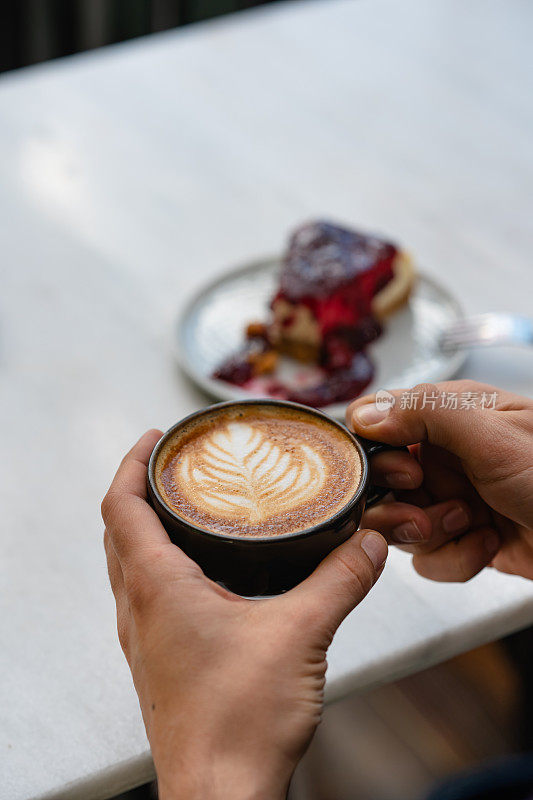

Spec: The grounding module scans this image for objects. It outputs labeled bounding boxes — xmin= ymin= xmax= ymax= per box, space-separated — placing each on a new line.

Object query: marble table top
xmin=1 ymin=0 xmax=533 ymax=797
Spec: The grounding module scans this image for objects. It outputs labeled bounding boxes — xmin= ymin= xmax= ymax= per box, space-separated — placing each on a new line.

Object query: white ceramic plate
xmin=176 ymin=257 xmax=466 ymax=419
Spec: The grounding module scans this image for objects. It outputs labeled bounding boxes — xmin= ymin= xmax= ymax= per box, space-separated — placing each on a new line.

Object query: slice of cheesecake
xmin=268 ymin=221 xmax=415 ymax=369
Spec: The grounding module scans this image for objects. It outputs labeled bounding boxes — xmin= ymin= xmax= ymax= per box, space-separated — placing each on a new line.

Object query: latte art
xmin=177 ymin=422 xmax=326 ymax=524
xmin=155 ymin=405 xmax=362 ymax=537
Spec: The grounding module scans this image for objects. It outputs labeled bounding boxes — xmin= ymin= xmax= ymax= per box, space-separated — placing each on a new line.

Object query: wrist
xmin=148 ymin=710 xmax=291 ymax=800
xmin=156 ymin=752 xmax=291 ymax=800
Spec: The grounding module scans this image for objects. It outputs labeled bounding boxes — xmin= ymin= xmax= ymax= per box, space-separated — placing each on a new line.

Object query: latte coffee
xmin=154 ymin=403 xmax=362 ymax=537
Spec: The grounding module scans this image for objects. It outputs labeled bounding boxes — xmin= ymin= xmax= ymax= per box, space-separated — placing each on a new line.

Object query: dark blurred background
xmin=0 ymin=0 xmax=280 ymax=73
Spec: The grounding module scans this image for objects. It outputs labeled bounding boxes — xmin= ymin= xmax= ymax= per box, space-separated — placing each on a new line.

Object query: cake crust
xmin=372 ymin=251 xmax=416 ymax=320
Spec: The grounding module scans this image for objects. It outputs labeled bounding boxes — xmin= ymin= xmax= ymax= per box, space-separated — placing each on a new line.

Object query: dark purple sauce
xmin=279 ymin=220 xmax=397 ymax=301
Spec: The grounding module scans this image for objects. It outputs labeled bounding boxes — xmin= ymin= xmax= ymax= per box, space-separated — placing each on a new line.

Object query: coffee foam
xmin=154 ymin=405 xmax=362 ymax=538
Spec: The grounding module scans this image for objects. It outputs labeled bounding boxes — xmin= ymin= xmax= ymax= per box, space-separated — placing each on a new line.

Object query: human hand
xmin=349 ymin=381 xmax=533 ymax=582
xmin=102 ymin=430 xmax=388 ymax=800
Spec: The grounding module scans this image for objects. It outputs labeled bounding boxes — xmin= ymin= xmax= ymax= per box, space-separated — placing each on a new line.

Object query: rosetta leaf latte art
xmin=177 ymin=422 xmax=326 ymax=524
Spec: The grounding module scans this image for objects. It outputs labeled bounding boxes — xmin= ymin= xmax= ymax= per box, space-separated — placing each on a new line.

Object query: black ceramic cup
xmin=147 ymin=399 xmax=401 ymax=597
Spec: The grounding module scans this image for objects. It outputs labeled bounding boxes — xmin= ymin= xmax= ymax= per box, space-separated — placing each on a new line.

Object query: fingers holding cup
xmin=366 ymin=448 xmax=424 ymax=492
xmin=412 ymin=526 xmax=500 ymax=582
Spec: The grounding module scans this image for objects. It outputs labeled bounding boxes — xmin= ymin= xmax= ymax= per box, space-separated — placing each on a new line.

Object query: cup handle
xmin=359 ymin=438 xmax=409 ymax=507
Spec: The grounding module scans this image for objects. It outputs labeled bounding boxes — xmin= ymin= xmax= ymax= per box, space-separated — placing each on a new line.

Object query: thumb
xmin=286 ymin=530 xmax=388 ymax=634
xmin=347 ymin=381 xmax=501 ymax=460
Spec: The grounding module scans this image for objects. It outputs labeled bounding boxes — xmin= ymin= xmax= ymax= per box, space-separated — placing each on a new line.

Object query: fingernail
xmin=442 ymin=506 xmax=469 ymax=534
xmin=361 ymin=532 xmax=388 ymax=569
xmin=385 ymin=471 xmax=415 ymax=488
xmin=354 ymin=403 xmax=391 ymax=427
xmin=392 ymin=520 xmax=425 ymax=543
xmin=484 ymin=532 xmax=500 ymax=557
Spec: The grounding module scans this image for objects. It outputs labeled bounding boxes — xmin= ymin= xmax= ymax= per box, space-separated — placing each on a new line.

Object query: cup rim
xmin=147 ymin=398 xmax=369 ymax=545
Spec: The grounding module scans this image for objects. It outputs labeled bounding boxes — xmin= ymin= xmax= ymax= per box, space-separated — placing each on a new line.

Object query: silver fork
xmin=439 ymin=313 xmax=533 ymax=352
